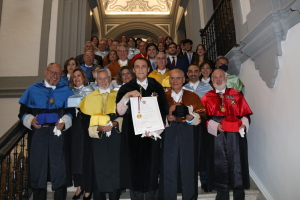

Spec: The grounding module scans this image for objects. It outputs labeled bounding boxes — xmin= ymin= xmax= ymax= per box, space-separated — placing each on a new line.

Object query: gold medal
xmin=137 ymin=114 xmax=142 ymax=118
xmin=50 ymin=97 xmax=54 ymax=104
xmin=151 ymin=92 xmax=158 ymax=97
xmin=221 ymin=107 xmax=225 ymax=112
xmin=137 ymin=96 xmax=142 ymax=118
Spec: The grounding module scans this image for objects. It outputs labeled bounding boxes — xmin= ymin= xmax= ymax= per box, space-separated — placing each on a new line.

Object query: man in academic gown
xmin=148 ymin=52 xmax=170 ymax=85
xmin=78 ymin=68 xmax=123 ymax=200
xmin=75 ymin=41 xmax=103 ymax=66
xmin=159 ymin=69 xmax=207 ymax=200
xmin=116 ymin=57 xmax=169 ymax=200
xmin=107 ymin=43 xmax=133 ymax=78
xmin=201 ymin=69 xmax=253 ymax=200
xmin=131 ymin=41 xmax=149 ymax=62
xmin=18 ymin=63 xmax=74 ymax=200
xmin=183 ymin=64 xmax=213 ymax=192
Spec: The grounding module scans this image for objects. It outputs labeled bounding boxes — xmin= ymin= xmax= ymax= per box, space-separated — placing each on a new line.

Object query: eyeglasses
xmin=118 ymin=50 xmax=128 ymax=53
xmin=47 ymin=69 xmax=61 ymax=77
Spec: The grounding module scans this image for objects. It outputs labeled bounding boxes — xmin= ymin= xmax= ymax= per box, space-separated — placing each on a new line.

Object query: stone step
xmin=45 ymin=189 xmax=259 ymax=200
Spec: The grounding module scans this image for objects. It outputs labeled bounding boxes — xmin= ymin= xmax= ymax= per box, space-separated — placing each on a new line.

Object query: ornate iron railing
xmin=0 ymin=120 xmax=32 ymax=200
xmin=200 ymin=0 xmax=238 ymax=63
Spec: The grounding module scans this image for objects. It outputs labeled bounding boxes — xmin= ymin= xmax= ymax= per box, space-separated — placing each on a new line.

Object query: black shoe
xmin=83 ymin=192 xmax=92 ymax=200
xmin=72 ymin=190 xmax=84 ymax=199
xmin=201 ymin=184 xmax=211 ymax=192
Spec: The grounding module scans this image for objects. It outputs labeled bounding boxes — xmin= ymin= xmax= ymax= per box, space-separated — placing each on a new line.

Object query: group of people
xmin=18 ymin=35 xmax=252 ymax=200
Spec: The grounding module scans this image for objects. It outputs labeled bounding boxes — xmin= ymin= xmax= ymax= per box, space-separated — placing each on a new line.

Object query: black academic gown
xmin=116 ymin=77 xmax=169 ymax=192
xmin=80 ymin=113 xmax=121 ymax=193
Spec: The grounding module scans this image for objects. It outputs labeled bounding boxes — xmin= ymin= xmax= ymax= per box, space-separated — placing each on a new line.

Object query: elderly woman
xmin=68 ymin=68 xmax=94 ymax=199
xmin=104 ymin=50 xmax=118 ymax=69
xmin=111 ymin=66 xmax=134 ymax=91
xmin=61 ymin=57 xmax=80 ymax=86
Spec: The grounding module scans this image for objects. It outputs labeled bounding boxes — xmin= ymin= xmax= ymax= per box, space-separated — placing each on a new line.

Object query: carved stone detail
xmin=155 ymin=24 xmax=170 ymax=34
xmin=105 ymin=24 xmax=120 ymax=34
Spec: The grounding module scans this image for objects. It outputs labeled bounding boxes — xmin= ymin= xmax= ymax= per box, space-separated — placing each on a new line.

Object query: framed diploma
xmin=130 ymin=97 xmax=165 ymax=135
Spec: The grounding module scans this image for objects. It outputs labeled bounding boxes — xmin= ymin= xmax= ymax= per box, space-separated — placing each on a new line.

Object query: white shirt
xmin=201 ymin=77 xmax=210 ymax=84
xmin=67 ymin=74 xmax=71 ymax=80
xmin=119 ymin=59 xmax=128 ymax=66
xmin=74 ymin=85 xmax=84 ymax=90
xmin=137 ymin=78 xmax=148 ymax=90
xmin=158 ymin=68 xmax=166 ymax=75
xmin=99 ymin=87 xmax=111 ymax=94
xmin=95 ymin=51 xmax=108 ymax=58
xmin=171 ymin=89 xmax=183 ymax=103
xmin=168 ymin=55 xmax=177 ymax=65
xmin=44 ymin=80 xmax=56 ymax=90
xmin=189 ymin=80 xmax=200 ymax=90
xmin=216 ymin=87 xmax=226 ymax=94
xmin=85 ymin=64 xmax=93 ymax=68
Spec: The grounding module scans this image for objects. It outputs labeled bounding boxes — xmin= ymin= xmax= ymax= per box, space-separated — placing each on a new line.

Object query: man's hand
xmin=186 ymin=114 xmax=194 ymax=121
xmin=56 ymin=119 xmax=65 ymax=131
xmin=167 ymin=114 xmax=176 ymax=122
xmin=97 ymin=124 xmax=113 ymax=132
xmin=32 ymin=115 xmax=41 ymax=129
xmin=239 ymin=125 xmax=246 ymax=130
xmin=124 ymin=90 xmax=141 ymax=99
xmin=217 ymin=124 xmax=224 ymax=132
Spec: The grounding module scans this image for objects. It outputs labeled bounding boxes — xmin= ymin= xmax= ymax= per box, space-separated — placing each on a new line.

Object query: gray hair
xmin=156 ymin=52 xmax=167 ymax=61
xmin=96 ymin=68 xmax=111 ymax=79
xmin=83 ymin=41 xmax=95 ymax=49
xmin=117 ymin=43 xmax=129 ymax=50
xmin=216 ymin=56 xmax=229 ymax=65
xmin=46 ymin=63 xmax=61 ymax=70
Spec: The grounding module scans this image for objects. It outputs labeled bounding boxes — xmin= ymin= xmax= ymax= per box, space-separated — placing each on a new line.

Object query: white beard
xmin=213 ymin=81 xmax=226 ymax=91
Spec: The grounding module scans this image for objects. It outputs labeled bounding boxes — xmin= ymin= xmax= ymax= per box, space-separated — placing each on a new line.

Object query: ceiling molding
xmin=154 ymin=24 xmax=170 ymax=34
xmin=105 ymin=24 xmax=120 ymax=34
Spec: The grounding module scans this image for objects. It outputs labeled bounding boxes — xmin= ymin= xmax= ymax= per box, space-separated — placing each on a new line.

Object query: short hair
xmin=69 ymin=68 xmax=89 ymax=88
xmin=90 ymin=64 xmax=103 ymax=82
xmin=97 ymin=68 xmax=111 ymax=79
xmin=212 ymin=68 xmax=228 ymax=78
xmin=180 ymin=39 xmax=186 ymax=45
xmin=136 ymin=38 xmax=142 ymax=41
xmin=183 ymin=39 xmax=193 ymax=45
xmin=107 ymin=38 xmax=114 ymax=42
xmin=147 ymin=37 xmax=154 ymax=41
xmin=112 ymin=40 xmax=120 ymax=44
xmin=83 ymin=41 xmax=95 ymax=50
xmin=84 ymin=50 xmax=94 ymax=56
xmin=46 ymin=63 xmax=61 ymax=70
xmin=165 ymin=36 xmax=173 ymax=42
xmin=116 ymin=66 xmax=135 ymax=85
xmin=90 ymin=36 xmax=99 ymax=46
xmin=117 ymin=43 xmax=129 ymax=50
xmin=133 ymin=57 xmax=150 ymax=68
xmin=99 ymin=40 xmax=107 ymax=44
xmin=63 ymin=57 xmax=80 ymax=75
xmin=168 ymin=42 xmax=177 ymax=48
xmin=156 ymin=52 xmax=167 ymax=60
xmin=216 ymin=56 xmax=229 ymax=65
xmin=128 ymin=37 xmax=136 ymax=44
xmin=146 ymin=43 xmax=158 ymax=52
xmin=107 ymin=50 xmax=119 ymax=64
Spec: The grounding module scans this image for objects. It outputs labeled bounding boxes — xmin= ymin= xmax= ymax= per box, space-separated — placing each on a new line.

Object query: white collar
xmin=171 ymin=89 xmax=183 ymax=103
xmin=201 ymin=77 xmax=210 ymax=83
xmin=119 ymin=59 xmax=128 ymax=65
xmin=99 ymin=87 xmax=111 ymax=94
xmin=74 ymin=85 xmax=84 ymax=90
xmin=67 ymin=74 xmax=71 ymax=80
xmin=189 ymin=80 xmax=200 ymax=90
xmin=44 ymin=80 xmax=56 ymax=90
xmin=158 ymin=68 xmax=166 ymax=75
xmin=85 ymin=64 xmax=93 ymax=68
xmin=169 ymin=55 xmax=177 ymax=60
xmin=216 ymin=87 xmax=226 ymax=94
xmin=129 ymin=47 xmax=136 ymax=51
xmin=137 ymin=78 xmax=148 ymax=90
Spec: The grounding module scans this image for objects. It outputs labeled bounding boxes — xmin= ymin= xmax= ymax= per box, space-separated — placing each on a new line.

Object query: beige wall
xmin=0 ymin=98 xmax=20 ymax=136
xmin=0 ymin=0 xmax=44 ymax=77
xmin=239 ymin=23 xmax=300 ymax=199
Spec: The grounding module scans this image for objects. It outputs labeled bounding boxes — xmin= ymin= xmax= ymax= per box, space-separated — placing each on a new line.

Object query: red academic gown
xmin=201 ymin=88 xmax=253 ymax=191
xmin=131 ymin=53 xmax=149 ymax=62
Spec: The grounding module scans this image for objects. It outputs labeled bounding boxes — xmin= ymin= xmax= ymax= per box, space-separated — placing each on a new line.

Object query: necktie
xmin=188 ymin=54 xmax=192 ymax=65
xmin=151 ymin=61 xmax=156 ymax=71
xmin=172 ymin=57 xmax=175 ymax=69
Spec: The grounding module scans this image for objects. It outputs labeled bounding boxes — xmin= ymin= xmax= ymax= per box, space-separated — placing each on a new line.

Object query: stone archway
xmin=105 ymin=22 xmax=169 ymax=43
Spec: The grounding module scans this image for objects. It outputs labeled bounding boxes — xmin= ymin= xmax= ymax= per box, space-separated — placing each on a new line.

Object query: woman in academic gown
xmin=60 ymin=57 xmax=80 ymax=86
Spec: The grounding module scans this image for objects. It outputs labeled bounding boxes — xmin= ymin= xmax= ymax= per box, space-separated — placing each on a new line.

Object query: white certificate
xmin=130 ymin=97 xmax=165 ymax=135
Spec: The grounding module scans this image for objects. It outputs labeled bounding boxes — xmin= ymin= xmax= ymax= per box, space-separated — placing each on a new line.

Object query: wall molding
xmin=227 ymin=0 xmax=300 ymax=88
xmin=249 ymin=167 xmax=274 ymax=200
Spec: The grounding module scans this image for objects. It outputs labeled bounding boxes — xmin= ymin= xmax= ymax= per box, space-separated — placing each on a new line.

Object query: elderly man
xmin=183 ymin=64 xmax=212 ymax=192
xmin=80 ymin=50 xmax=95 ymax=80
xmin=128 ymin=37 xmax=140 ymax=60
xmin=116 ymin=57 xmax=169 ymax=200
xmin=159 ymin=69 xmax=207 ymax=200
xmin=201 ymin=69 xmax=253 ymax=200
xmin=147 ymin=43 xmax=159 ymax=73
xmin=96 ymin=40 xmax=109 ymax=58
xmin=75 ymin=41 xmax=103 ymax=66
xmin=216 ymin=56 xmax=244 ymax=92
xmin=131 ymin=41 xmax=148 ymax=62
xmin=107 ymin=43 xmax=133 ymax=78
xmin=103 ymin=40 xmax=120 ymax=67
xmin=18 ymin=63 xmax=74 ymax=200
xmin=79 ymin=69 xmax=123 ymax=200
xmin=166 ymin=43 xmax=189 ymax=78
xmin=148 ymin=52 xmax=170 ymax=85
xmin=158 ymin=36 xmax=165 ymax=44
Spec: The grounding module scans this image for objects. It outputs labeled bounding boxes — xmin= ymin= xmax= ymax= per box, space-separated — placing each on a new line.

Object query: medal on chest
xmin=50 ymin=97 xmax=54 ymax=104
xmin=218 ymin=93 xmax=225 ymax=112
